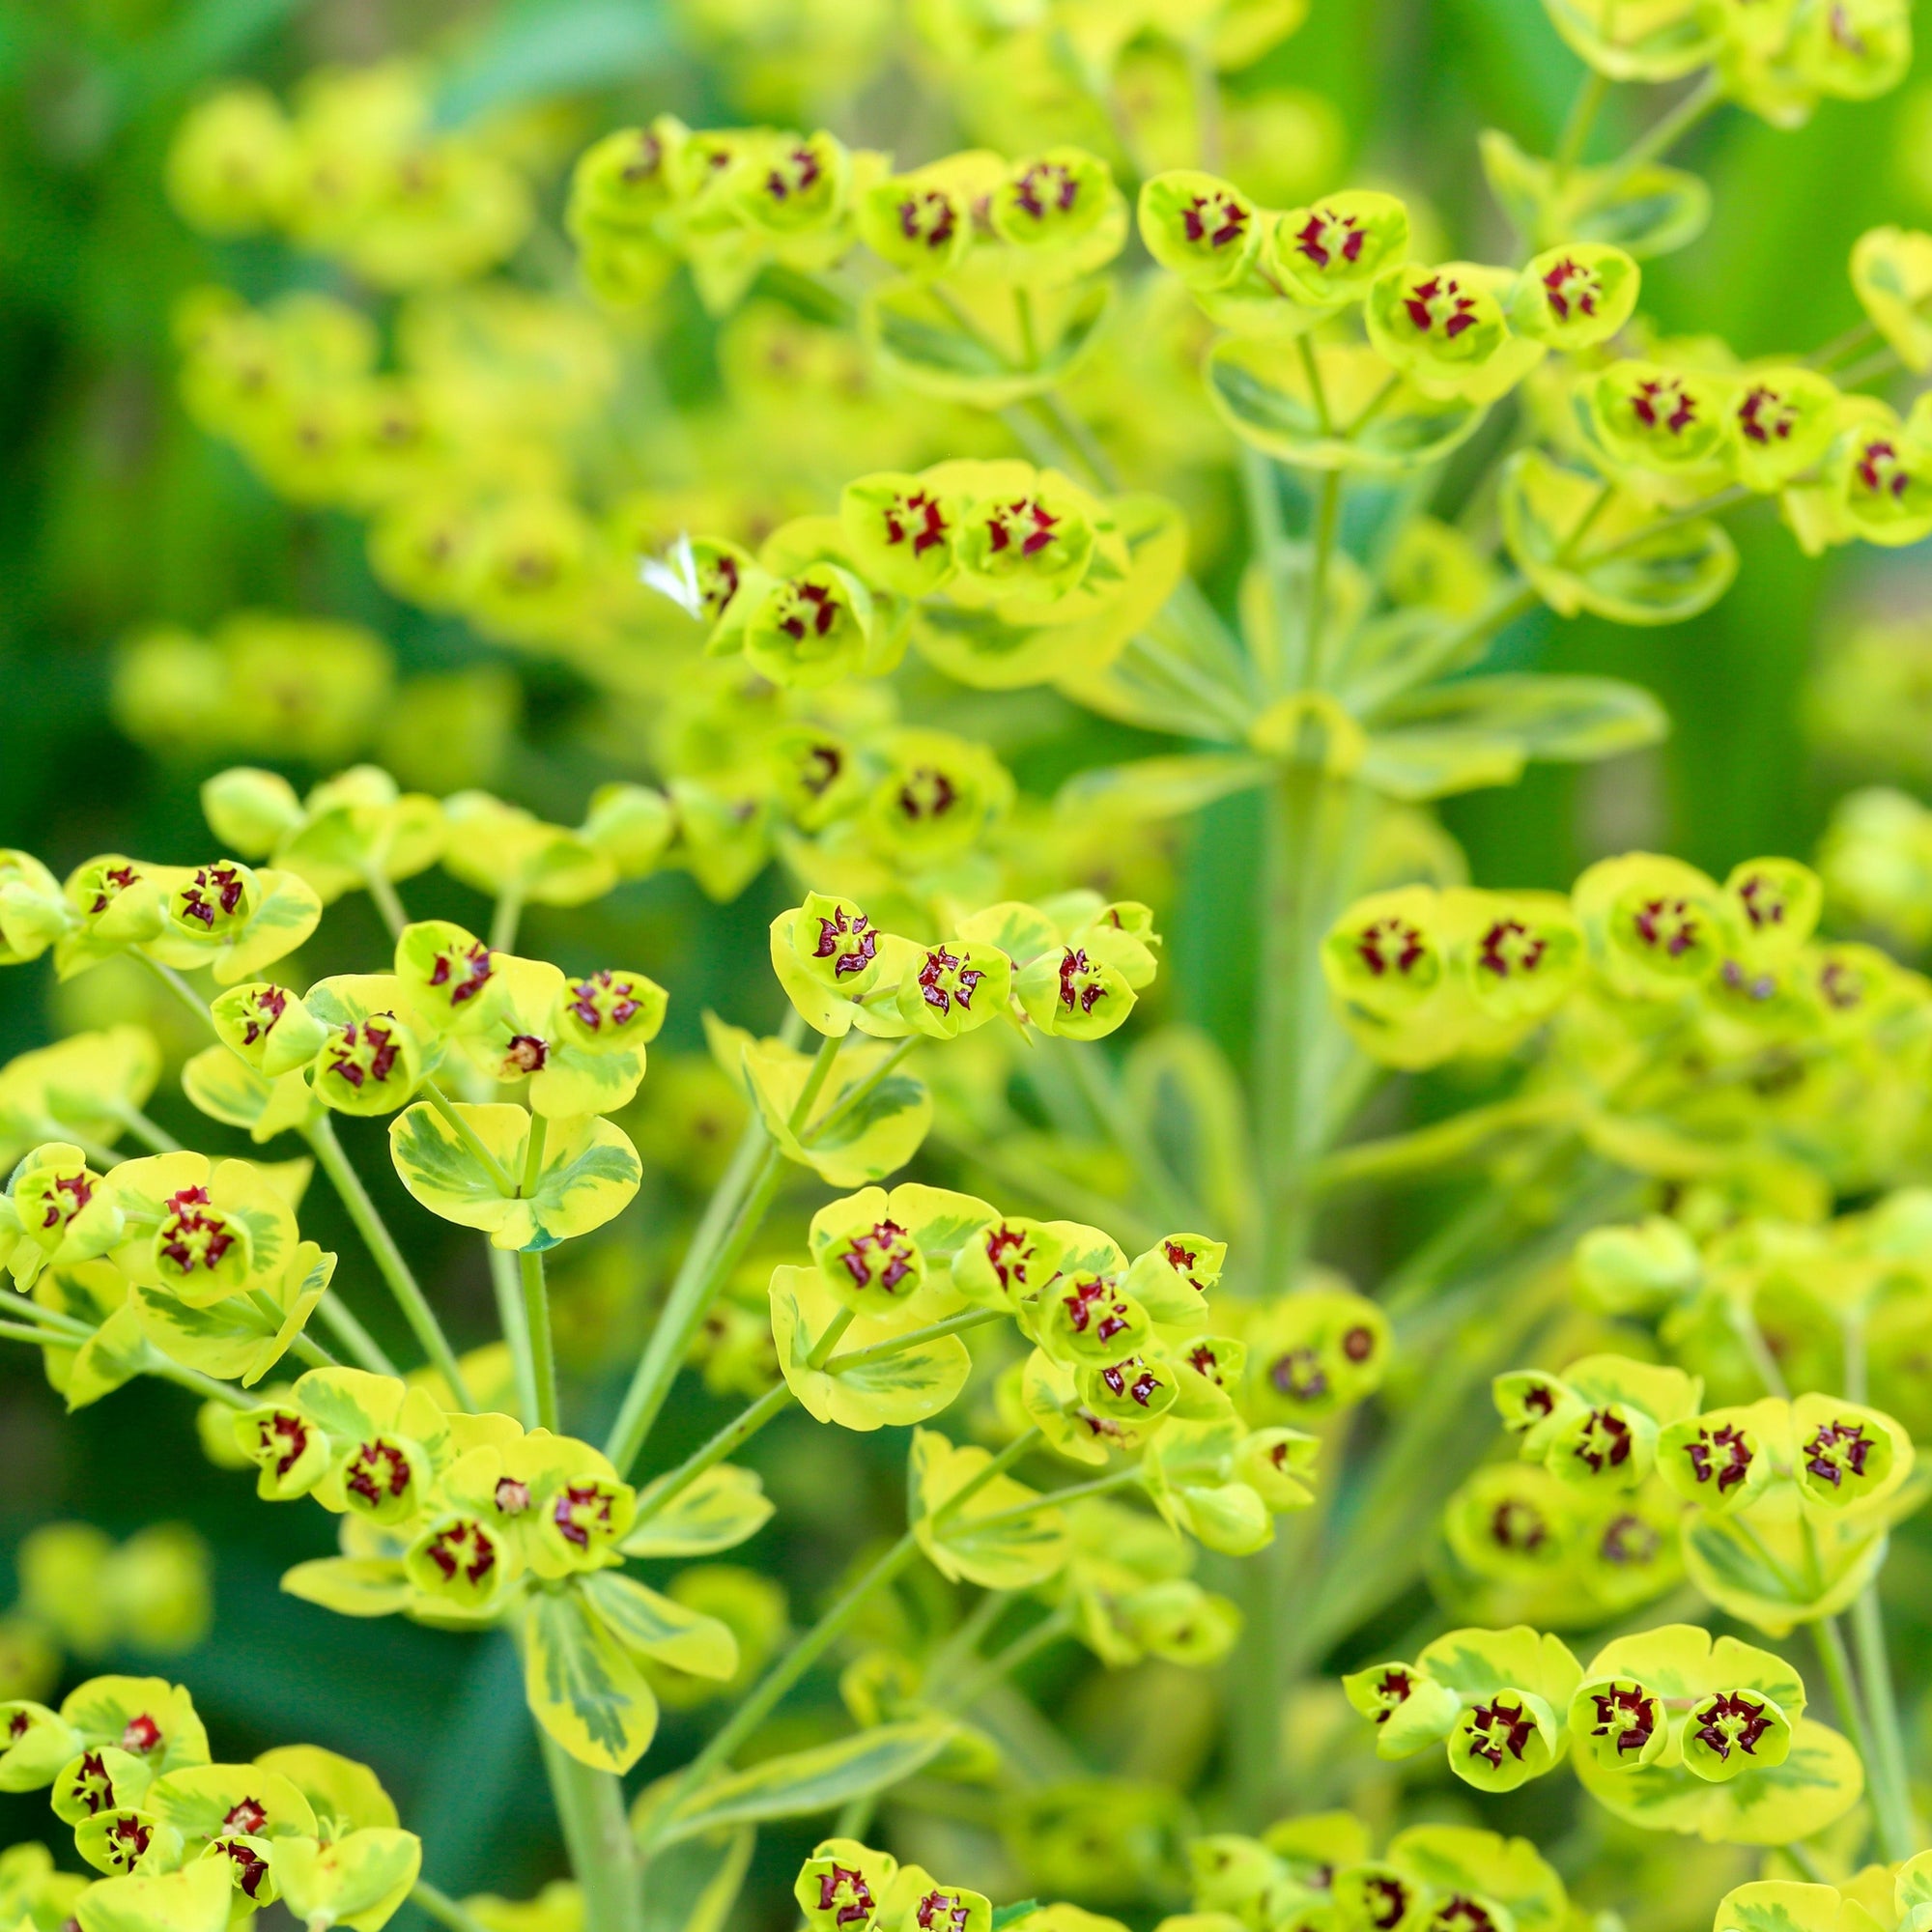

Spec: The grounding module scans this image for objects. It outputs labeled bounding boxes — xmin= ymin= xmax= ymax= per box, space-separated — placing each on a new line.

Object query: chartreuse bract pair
xmin=1344 ymin=1618 xmax=1861 ymax=1844
xmin=1 ymin=1674 xmax=419 ymax=1932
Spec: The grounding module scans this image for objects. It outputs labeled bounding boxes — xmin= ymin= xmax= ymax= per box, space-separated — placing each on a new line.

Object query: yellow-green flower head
xmin=954 ymin=475 xmax=1096 ymax=602
xmin=1680 ymin=1686 xmax=1793 ymax=1779
xmin=743 ymin=565 xmax=874 ymax=687
xmin=1015 ymin=941 xmax=1136 ymax=1040
xmin=1449 ymin=888 xmax=1584 ymax=1024
xmin=810 ymin=1189 xmax=927 ymax=1315
xmin=1321 ymin=885 xmax=1447 ymax=1019
xmin=865 ymin=729 xmax=1014 ymax=867
xmin=162 ymin=862 xmax=258 ymax=945
xmin=1570 ymin=1674 xmax=1671 ymax=1771
xmin=1574 ymin=852 xmax=1731 ymax=998
xmin=1510 ymin=243 xmax=1641 ymax=349
xmin=734 ymin=128 xmax=851 ymax=235
xmin=1245 ymin=1287 xmax=1391 ymax=1422
xmin=1657 ymin=1402 xmax=1777 ymax=1513
xmin=1791 ymin=1392 xmax=1909 ymax=1510
xmin=107 ymin=1151 xmax=295 ymax=1307
xmin=952 ymin=1214 xmax=1065 ymax=1310
xmin=1722 ymin=857 xmax=1821 ymax=959
xmin=839 ymin=473 xmax=961 ymax=598
xmin=1266 ymin=189 xmax=1411 ymax=306
xmin=1238 ymin=1427 xmax=1319 ymax=1510
xmin=568 ymin=118 xmax=688 ymax=238
xmin=679 ymin=536 xmax=756 ymax=629
xmin=1035 ymin=1270 xmax=1152 ymax=1365
xmin=1833 ymin=405 xmax=1932 ymax=546
xmin=582 ymin=783 xmax=675 ymax=878
xmin=1726 ymin=366 xmax=1840 ymax=491
xmin=405 ymin=1513 xmax=514 ymax=1612
xmin=0 ymin=848 xmax=66 ymax=964
xmin=1794 ymin=0 xmax=1912 ymax=99
xmin=895 ymin=939 xmax=1011 ymax=1037
xmin=1137 ymin=171 xmax=1263 ymax=291
xmin=856 ymin=168 xmax=974 ymax=277
xmin=1850 ymin=225 xmax=1932 ymax=375
xmin=165 ymin=85 xmax=294 ymax=238
xmin=557 ymin=969 xmax=668 ymax=1053
xmin=1591 ymin=361 xmax=1738 ymax=473
xmin=987 ymin=147 xmax=1114 ymax=255
xmin=793 ymin=892 xmax=883 ymax=997
xmin=1366 ymin=262 xmax=1510 ymax=384
xmin=1078 ymin=1350 xmax=1180 ymax=1424
xmin=394 ymin=921 xmax=499 ymax=1037
xmin=769 ymin=725 xmax=866 ymax=831
xmin=234 ymin=1402 xmax=331 ymax=1499
xmin=796 ymin=1838 xmax=898 ymax=1932
xmin=1572 ymin=1215 xmax=1703 ymax=1316
xmin=305 ymin=977 xmax=425 ymax=1117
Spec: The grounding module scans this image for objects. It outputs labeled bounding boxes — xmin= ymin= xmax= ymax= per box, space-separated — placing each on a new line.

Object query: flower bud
xmin=839 ymin=473 xmax=961 ymax=598
xmin=165 ymin=86 xmax=293 ymax=237
xmin=1510 ymin=244 xmax=1640 ymax=349
xmin=1137 ymin=172 xmax=1262 ymax=290
xmin=1237 ymin=1428 xmax=1318 ymax=1510
xmin=314 ymin=1008 xmax=423 ymax=1117
xmin=406 ymin=1514 xmax=510 ymax=1611
xmin=152 ymin=1185 xmax=254 ymax=1301
xmin=557 ymin=969 xmax=668 ymax=1053
xmin=201 ymin=767 xmax=303 ymax=858
xmin=1123 ymin=1235 xmax=1227 ymax=1321
xmin=1574 ymin=853 xmax=1731 ymax=999
xmin=1722 ymin=857 xmax=1821 ymax=959
xmin=1451 ymin=1690 xmax=1558 ymax=1791
xmin=582 ymin=783 xmax=674 ymax=877
xmin=1791 ymin=1394 xmax=1908 ymax=1510
xmin=568 ymin=120 xmax=687 ymax=238
xmin=1266 ymin=190 xmax=1410 ymax=307
xmin=1170 ymin=1336 xmax=1247 ymax=1418
xmin=1795 ymin=0 xmax=1911 ymax=98
xmin=1833 ymin=408 xmax=1932 ymax=547
xmin=1728 ymin=368 xmax=1840 ymax=491
xmin=1573 ymin=1216 xmax=1701 ymax=1315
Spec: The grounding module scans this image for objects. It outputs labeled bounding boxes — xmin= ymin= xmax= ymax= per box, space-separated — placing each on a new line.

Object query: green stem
xmin=1297 ymin=334 xmax=1333 ymax=434
xmin=1306 ymin=469 xmax=1343 ymax=689
xmin=142 ymin=955 xmax=216 ymax=1031
xmin=412 ymin=1884 xmax=494 ymax=1932
xmin=1732 ymin=1295 xmax=1790 ymax=1400
xmin=490 ymin=891 xmax=525 ymax=955
xmin=364 ymin=871 xmax=410 ymax=942
xmin=1814 ymin=1615 xmax=1885 ymax=1821
xmin=666 ymin=1429 xmax=1044 ymax=1804
xmin=946 ymin=1602 xmax=1075 ymax=1709
xmin=1058 ymin=1041 xmax=1196 ymax=1229
xmin=305 ymin=1114 xmax=473 ymax=1409
xmin=806 ymin=1037 xmax=906 ymax=1144
xmin=289 ymin=1329 xmax=340 ymax=1371
xmin=1239 ymin=445 xmax=1289 ymax=691
xmin=961 ymin=1466 xmax=1138 ymax=1533
xmin=822 ymin=1307 xmax=1004 ymax=1372
xmin=115 ymin=1104 xmax=183 ymax=1154
xmin=1555 ymin=479 xmax=1617 ymax=565
xmin=518 ymin=1115 xmax=556 ymax=1431
xmin=925 ymin=1126 xmax=1163 ymax=1252
xmin=1581 ymin=71 xmax=1721 ymax=210
xmin=1852 ymin=1585 xmax=1918 ymax=1860
xmin=1042 ymin=392 xmax=1122 ymax=494
xmin=311 ymin=1293 xmax=401 ymax=1378
xmin=421 ymin=1082 xmax=517 ymax=1195
xmin=1785 ymin=1843 xmax=1831 ymax=1885
xmin=536 ymin=1728 xmax=642 ymax=1932
xmin=633 ymin=1380 xmax=795 ymax=1520
xmin=1551 ymin=68 xmax=1612 ymax=185
xmin=1013 ymin=287 xmax=1039 ymax=369
xmin=805 ymin=1306 xmax=856 ymax=1370
xmin=1573 ymin=485 xmax=1749 ymax=570
xmin=491 ymin=1244 xmax=540 ymax=1426
xmin=1346 ymin=578 xmax=1540 ymax=711
xmin=603 ymin=1029 xmax=841 ymax=1477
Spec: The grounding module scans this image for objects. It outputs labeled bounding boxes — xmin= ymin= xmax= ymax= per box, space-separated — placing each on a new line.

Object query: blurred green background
xmin=2 ymin=0 xmax=1929 ymax=1914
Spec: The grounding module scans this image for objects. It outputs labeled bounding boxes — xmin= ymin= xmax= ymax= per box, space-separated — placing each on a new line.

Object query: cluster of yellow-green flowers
xmin=1 ymin=1680 xmax=418 ymax=1926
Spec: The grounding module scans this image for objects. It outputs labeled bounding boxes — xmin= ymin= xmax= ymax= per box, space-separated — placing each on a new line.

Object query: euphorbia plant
xmin=9 ymin=0 xmax=1932 ymax=1928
